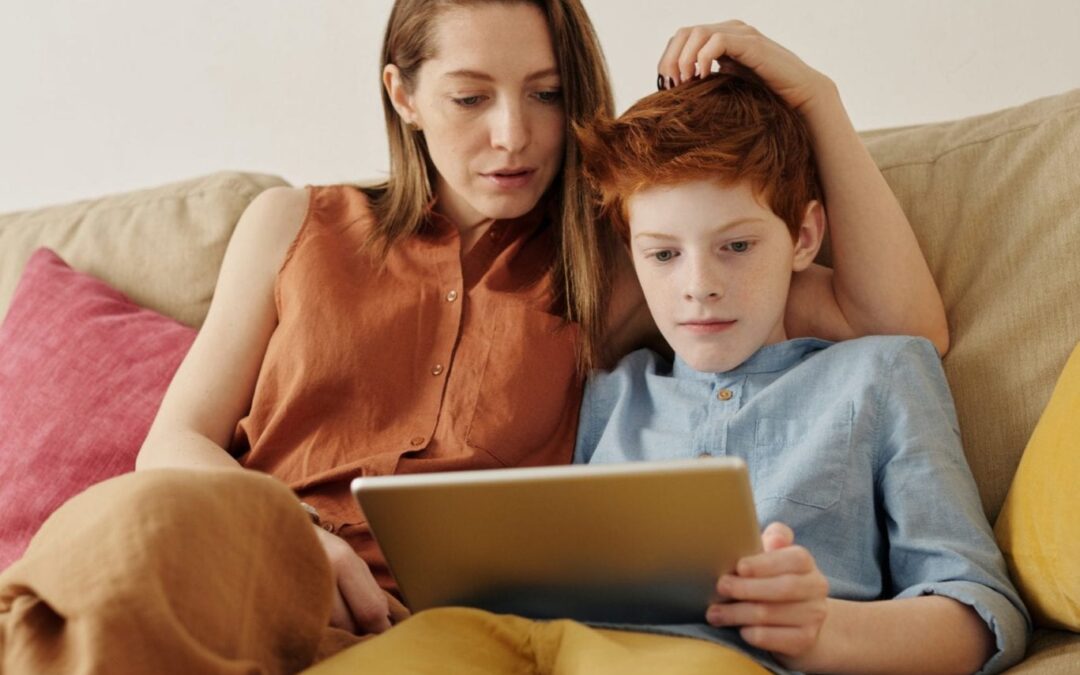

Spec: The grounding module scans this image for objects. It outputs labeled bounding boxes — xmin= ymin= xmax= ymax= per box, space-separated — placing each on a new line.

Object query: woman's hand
xmin=312 ymin=524 xmax=409 ymax=634
xmin=657 ymin=21 xmax=835 ymax=115
xmin=706 ymin=522 xmax=829 ymax=664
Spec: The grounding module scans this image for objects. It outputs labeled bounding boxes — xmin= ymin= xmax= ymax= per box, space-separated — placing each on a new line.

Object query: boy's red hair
xmin=577 ymin=73 xmax=822 ymax=241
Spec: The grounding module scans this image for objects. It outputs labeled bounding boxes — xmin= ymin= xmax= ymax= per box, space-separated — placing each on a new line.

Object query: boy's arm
xmin=711 ymin=527 xmax=993 ymax=674
xmin=709 ymin=339 xmax=1029 ymax=673
xmin=795 ymin=595 xmax=993 ymax=674
xmin=848 ymin=338 xmax=1029 ymax=672
xmin=658 ymin=22 xmax=949 ymax=353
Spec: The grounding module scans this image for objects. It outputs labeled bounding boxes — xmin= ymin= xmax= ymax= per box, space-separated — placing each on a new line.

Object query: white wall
xmin=2 ymin=1 xmax=1077 ymax=213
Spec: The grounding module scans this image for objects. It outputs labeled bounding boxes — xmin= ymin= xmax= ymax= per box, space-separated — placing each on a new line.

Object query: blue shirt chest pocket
xmin=749 ymin=403 xmax=854 ymax=510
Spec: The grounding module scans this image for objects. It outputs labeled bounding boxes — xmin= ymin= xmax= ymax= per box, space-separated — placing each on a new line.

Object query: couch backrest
xmin=3 ymin=92 xmax=1078 ymax=523
xmin=0 ymin=171 xmax=288 ymax=329
xmin=859 ymin=89 xmax=1080 ymax=521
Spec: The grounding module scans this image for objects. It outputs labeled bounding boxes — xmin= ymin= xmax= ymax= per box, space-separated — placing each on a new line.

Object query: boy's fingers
xmin=735 ymin=544 xmax=814 ymax=578
xmin=740 ymin=624 xmax=822 ymax=657
xmin=717 ymin=570 xmax=829 ymax=603
xmin=706 ymin=599 xmax=826 ymax=629
xmin=760 ymin=521 xmax=795 ymax=552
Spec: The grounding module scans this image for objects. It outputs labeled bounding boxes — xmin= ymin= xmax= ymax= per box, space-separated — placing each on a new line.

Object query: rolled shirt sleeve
xmin=877 ymin=338 xmax=1031 ymax=674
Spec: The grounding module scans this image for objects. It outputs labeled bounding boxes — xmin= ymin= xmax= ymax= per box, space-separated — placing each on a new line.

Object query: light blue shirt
xmin=574 ymin=336 xmax=1030 ymax=675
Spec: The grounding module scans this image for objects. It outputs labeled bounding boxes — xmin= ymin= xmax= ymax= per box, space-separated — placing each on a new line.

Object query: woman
xmin=0 ymin=1 xmax=946 ymax=673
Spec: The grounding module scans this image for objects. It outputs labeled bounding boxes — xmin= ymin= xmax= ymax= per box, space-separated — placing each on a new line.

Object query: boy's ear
xmin=383 ymin=64 xmax=422 ymax=129
xmin=791 ymin=200 xmax=826 ymax=272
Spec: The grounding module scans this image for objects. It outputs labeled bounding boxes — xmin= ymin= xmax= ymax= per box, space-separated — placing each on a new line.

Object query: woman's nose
xmin=490 ymin=102 xmax=530 ymax=153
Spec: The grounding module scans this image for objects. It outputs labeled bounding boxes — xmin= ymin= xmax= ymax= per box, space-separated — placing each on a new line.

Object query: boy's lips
xmin=678 ymin=319 xmax=737 ymax=334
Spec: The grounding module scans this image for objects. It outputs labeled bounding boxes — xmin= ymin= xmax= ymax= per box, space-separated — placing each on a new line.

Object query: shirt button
xmin=717 ymin=388 xmax=733 ymax=401
xmin=446 ymin=289 xmax=458 ymax=302
xmin=410 ymin=436 xmax=425 ymax=447
xmin=432 ymin=364 xmax=444 ymax=376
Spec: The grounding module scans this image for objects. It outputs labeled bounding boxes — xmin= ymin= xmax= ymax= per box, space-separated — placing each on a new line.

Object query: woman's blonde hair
xmin=361 ymin=0 xmax=617 ymax=370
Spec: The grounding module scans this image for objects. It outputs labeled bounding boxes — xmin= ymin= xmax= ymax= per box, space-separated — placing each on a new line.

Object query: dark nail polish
xmin=657 ymin=74 xmax=664 ymax=91
xmin=668 ymin=77 xmax=675 ymax=89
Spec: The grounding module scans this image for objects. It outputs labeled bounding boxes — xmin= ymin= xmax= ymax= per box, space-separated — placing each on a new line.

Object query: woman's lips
xmin=482 ymin=169 xmax=535 ymax=189
xmin=679 ymin=320 xmax=737 ymax=335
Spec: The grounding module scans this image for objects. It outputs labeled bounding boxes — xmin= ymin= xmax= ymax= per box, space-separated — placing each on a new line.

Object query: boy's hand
xmin=706 ymin=522 xmax=829 ymax=664
xmin=657 ymin=21 xmax=835 ymax=115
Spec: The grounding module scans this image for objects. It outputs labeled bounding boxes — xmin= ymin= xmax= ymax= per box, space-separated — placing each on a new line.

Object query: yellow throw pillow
xmin=994 ymin=342 xmax=1080 ymax=631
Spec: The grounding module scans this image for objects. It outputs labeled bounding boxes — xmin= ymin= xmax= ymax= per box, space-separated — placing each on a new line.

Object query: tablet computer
xmin=351 ymin=457 xmax=760 ymax=624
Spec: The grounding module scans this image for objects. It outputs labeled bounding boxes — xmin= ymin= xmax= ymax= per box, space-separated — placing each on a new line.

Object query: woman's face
xmin=390 ymin=3 xmax=566 ymax=228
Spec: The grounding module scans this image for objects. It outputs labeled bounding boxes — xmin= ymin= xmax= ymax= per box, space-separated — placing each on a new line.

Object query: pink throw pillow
xmin=0 ymin=248 xmax=196 ymax=569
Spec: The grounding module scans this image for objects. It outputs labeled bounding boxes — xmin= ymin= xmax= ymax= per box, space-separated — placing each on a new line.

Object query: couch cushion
xmin=0 ymin=248 xmax=196 ymax=570
xmin=0 ymin=171 xmax=288 ymax=328
xmin=860 ymin=89 xmax=1080 ymax=522
xmin=1001 ymin=629 xmax=1080 ymax=674
xmin=994 ymin=343 xmax=1080 ymax=631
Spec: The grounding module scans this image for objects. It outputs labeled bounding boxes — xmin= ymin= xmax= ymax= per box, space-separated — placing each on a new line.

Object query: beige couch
xmin=1 ymin=88 xmax=1077 ymax=672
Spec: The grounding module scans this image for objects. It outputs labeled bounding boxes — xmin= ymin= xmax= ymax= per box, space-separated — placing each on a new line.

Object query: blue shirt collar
xmin=672 ymin=337 xmax=834 ymax=380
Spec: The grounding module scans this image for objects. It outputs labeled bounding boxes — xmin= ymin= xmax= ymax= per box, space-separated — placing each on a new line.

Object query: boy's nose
xmin=683 ymin=270 xmax=723 ymax=302
xmin=685 ymin=288 xmax=721 ymax=302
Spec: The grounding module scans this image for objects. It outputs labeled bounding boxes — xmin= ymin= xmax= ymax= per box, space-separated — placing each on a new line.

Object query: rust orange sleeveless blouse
xmin=231 ymin=185 xmax=583 ymax=590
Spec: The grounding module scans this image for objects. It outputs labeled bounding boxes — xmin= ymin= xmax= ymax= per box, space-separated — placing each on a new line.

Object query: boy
xmin=574 ymin=74 xmax=1030 ymax=674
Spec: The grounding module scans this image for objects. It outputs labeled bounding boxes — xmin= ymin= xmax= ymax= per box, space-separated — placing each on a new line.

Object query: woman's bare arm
xmin=135 ymin=186 xmax=309 ymax=471
xmin=786 ymin=87 xmax=949 ymax=353
xmin=135 ymin=185 xmax=398 ymax=636
xmin=657 ymin=21 xmax=949 ymax=353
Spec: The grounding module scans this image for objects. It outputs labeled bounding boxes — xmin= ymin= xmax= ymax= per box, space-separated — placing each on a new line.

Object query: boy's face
xmin=627 ymin=179 xmax=821 ymax=373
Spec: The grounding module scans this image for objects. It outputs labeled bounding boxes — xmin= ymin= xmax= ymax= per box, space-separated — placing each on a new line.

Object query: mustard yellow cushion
xmin=994 ymin=343 xmax=1080 ymax=632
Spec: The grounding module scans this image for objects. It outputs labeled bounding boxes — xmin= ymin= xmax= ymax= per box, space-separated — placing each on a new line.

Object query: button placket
xmin=413 ymin=257 xmax=462 ymax=453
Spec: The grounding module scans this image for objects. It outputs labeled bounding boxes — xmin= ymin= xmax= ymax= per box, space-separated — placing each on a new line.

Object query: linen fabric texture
xmin=859 ymin=90 xmax=1080 ymax=524
xmin=0 ymin=468 xmax=345 ymax=674
xmin=575 ymin=337 xmax=1031 ymax=675
xmin=231 ymin=185 xmax=584 ymax=593
xmin=0 ymin=248 xmax=196 ymax=569
xmin=0 ymin=171 xmax=288 ymax=329
xmin=994 ymin=342 xmax=1080 ymax=632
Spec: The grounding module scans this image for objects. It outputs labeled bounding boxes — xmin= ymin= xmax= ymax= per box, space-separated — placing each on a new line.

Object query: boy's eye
xmin=726 ymin=241 xmax=753 ymax=253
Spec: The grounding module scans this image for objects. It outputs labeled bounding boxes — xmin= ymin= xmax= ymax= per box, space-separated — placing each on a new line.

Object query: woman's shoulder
xmin=306 ymin=183 xmax=380 ymax=227
xmin=230 ymin=186 xmax=311 ymax=262
xmin=235 ymin=184 xmax=381 ymax=254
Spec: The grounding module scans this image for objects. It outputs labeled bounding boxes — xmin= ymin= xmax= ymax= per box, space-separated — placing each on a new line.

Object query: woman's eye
xmin=653 ymin=250 xmax=676 ymax=262
xmin=452 ymin=95 xmax=485 ymax=107
xmin=535 ymin=89 xmax=562 ymax=104
xmin=727 ymin=241 xmax=753 ymax=253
